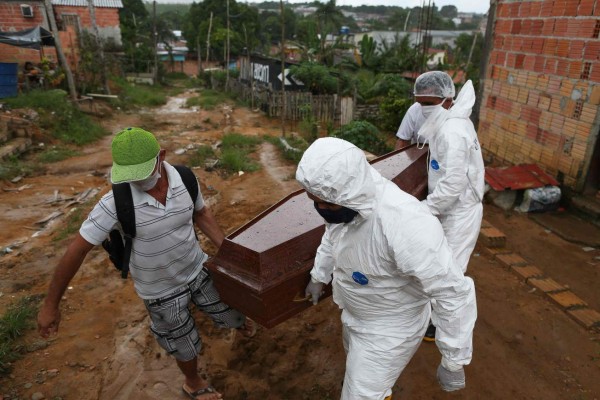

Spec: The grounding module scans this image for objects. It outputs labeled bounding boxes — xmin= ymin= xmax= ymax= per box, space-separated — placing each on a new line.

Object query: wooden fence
xmin=231 ymin=80 xmax=354 ymax=127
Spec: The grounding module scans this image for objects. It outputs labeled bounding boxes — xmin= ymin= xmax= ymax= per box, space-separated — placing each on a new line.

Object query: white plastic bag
xmin=517 ymin=186 xmax=561 ymax=213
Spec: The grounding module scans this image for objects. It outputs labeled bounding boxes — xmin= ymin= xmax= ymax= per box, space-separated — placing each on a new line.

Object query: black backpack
xmin=101 ymin=165 xmax=199 ymax=279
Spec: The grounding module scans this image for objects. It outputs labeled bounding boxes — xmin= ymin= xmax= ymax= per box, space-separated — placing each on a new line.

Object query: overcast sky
xmin=239 ymin=1 xmax=491 ymax=14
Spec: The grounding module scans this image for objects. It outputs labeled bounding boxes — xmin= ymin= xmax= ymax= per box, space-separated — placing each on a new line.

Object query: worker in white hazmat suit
xmin=296 ymin=137 xmax=477 ymax=400
xmin=413 ymin=71 xmax=485 ymax=342
xmin=415 ymin=72 xmax=484 ymax=273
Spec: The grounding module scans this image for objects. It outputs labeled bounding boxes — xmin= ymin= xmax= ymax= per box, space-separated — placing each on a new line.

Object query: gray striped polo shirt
xmin=80 ymin=162 xmax=207 ymax=299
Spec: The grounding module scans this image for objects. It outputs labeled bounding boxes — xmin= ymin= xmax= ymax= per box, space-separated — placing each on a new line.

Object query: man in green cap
xmin=37 ymin=127 xmax=255 ymax=400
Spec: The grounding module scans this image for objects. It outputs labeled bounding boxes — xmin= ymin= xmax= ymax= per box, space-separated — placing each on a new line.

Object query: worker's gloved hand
xmin=305 ymin=280 xmax=324 ymax=305
xmin=437 ymin=364 xmax=465 ymax=392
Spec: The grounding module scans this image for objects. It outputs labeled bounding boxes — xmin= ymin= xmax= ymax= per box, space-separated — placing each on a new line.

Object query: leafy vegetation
xmin=332 ymin=120 xmax=392 ymax=156
xmin=3 ymin=90 xmax=107 ymax=145
xmin=0 ymin=296 xmax=40 ymax=375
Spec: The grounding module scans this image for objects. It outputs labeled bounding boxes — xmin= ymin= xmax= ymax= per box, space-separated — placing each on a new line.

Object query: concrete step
xmin=569 ymin=194 xmax=600 ymax=228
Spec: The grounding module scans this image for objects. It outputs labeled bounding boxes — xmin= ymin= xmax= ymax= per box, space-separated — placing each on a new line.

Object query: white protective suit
xmin=296 ymin=137 xmax=477 ymax=400
xmin=417 ymin=80 xmax=485 ymax=273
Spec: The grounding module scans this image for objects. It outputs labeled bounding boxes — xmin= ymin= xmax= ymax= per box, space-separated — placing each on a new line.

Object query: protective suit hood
xmin=296 ymin=137 xmax=378 ymax=219
xmin=417 ymin=80 xmax=476 ymax=142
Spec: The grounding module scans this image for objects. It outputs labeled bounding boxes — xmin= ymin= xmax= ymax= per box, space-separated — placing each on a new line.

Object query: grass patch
xmin=0 ymin=155 xmax=35 ymax=181
xmin=189 ymin=145 xmax=216 ymax=168
xmin=53 ymin=205 xmax=88 ymax=242
xmin=0 ymin=296 xmax=40 ymax=375
xmin=266 ymin=135 xmax=309 ymax=164
xmin=3 ymin=90 xmax=107 ymax=145
xmin=221 ymin=133 xmax=262 ymax=148
xmin=186 ymin=89 xmax=233 ymax=110
xmin=36 ymin=146 xmax=80 ymax=163
xmin=111 ymin=77 xmax=168 ymax=108
xmin=220 ymin=148 xmax=260 ymax=173
xmin=217 ymin=133 xmax=262 ymax=174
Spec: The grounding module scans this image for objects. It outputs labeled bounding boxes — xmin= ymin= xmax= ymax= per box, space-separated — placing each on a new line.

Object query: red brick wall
xmin=0 ymin=2 xmax=119 ymax=66
xmin=479 ymin=0 xmax=600 ymax=189
xmin=0 ymin=2 xmax=46 ymax=31
xmin=55 ymin=5 xmax=120 ymax=28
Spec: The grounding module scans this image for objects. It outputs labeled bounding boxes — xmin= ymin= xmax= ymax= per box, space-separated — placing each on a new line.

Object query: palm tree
xmin=313 ymin=0 xmax=344 ymax=64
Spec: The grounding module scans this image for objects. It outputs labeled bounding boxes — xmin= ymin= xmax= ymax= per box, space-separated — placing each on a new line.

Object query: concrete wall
xmin=478 ymin=0 xmax=600 ymax=190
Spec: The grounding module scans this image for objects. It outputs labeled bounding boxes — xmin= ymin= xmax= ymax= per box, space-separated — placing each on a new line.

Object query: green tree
xmin=331 ymin=120 xmax=391 ymax=155
xmin=453 ymin=32 xmax=484 ymax=91
xmin=289 ymin=62 xmax=337 ymax=95
xmin=184 ymin=0 xmax=260 ymax=61
xmin=440 ymin=5 xmax=458 ymax=19
xmin=313 ymin=0 xmax=344 ymax=64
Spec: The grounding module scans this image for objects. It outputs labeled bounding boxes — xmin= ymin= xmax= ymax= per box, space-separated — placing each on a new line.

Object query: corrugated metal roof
xmin=51 ymin=0 xmax=123 ymax=8
xmin=485 ymin=164 xmax=560 ymax=191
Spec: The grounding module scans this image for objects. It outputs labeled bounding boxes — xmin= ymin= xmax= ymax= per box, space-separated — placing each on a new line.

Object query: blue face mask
xmin=313 ymin=202 xmax=358 ymax=224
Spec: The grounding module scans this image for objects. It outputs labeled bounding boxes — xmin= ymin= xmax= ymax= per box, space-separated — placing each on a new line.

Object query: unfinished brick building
xmin=0 ymin=0 xmax=122 ymax=65
xmin=478 ymin=0 xmax=600 ymax=194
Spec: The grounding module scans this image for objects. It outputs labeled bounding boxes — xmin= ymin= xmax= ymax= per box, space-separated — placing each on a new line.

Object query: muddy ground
xmin=0 ymin=89 xmax=599 ymax=400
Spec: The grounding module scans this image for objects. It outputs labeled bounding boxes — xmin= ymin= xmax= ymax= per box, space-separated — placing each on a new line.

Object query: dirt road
xmin=0 ymin=91 xmax=599 ymax=400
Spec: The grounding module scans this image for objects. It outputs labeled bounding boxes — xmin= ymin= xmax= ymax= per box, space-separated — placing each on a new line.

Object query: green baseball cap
xmin=111 ymin=127 xmax=160 ymax=184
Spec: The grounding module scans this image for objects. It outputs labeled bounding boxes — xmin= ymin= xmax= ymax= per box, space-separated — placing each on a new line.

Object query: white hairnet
xmin=296 ymin=137 xmax=377 ymax=218
xmin=414 ymin=71 xmax=455 ymax=98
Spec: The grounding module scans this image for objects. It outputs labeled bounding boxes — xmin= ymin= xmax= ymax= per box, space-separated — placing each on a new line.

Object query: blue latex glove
xmin=437 ymin=364 xmax=465 ymax=392
xmin=305 ymin=280 xmax=324 ymax=305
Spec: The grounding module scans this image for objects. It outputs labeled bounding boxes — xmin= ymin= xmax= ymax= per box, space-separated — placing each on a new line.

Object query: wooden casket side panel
xmin=207 ymin=145 xmax=428 ymax=328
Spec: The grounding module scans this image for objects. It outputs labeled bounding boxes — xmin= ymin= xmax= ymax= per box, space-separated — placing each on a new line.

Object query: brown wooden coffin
xmin=205 ymin=144 xmax=429 ymax=328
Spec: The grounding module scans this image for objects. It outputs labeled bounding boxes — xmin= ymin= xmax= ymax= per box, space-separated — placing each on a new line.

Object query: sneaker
xmin=423 ymin=323 xmax=436 ymax=342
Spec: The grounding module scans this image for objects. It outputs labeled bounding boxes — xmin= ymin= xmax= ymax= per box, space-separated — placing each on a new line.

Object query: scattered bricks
xmin=482 ymin=246 xmax=512 ymax=259
xmin=479 ymin=227 xmax=507 ymax=248
xmin=480 ymin=219 xmax=493 ymax=229
xmin=566 ymin=308 xmax=600 ymax=330
xmin=496 ymin=253 xmax=529 ymax=268
xmin=527 ymin=277 xmax=565 ymax=293
xmin=510 ymin=265 xmax=544 ymax=281
xmin=547 ymin=290 xmax=588 ymax=309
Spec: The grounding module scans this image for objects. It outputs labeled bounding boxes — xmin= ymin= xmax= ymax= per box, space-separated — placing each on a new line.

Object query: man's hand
xmin=437 ymin=364 xmax=465 ymax=392
xmin=305 ymin=280 xmax=324 ymax=305
xmin=37 ymin=305 xmax=61 ymax=338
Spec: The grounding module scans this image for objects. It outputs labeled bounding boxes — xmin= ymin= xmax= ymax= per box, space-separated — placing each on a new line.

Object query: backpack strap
xmin=112 ymin=182 xmax=136 ymax=279
xmin=174 ymin=165 xmax=199 ymax=241
xmin=174 ymin=165 xmax=199 ymax=204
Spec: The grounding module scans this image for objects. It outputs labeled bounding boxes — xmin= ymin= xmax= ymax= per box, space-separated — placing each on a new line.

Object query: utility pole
xmin=279 ymin=0 xmax=286 ymax=138
xmin=403 ymin=10 xmax=411 ymax=31
xmin=465 ymin=31 xmax=479 ymax=71
xmin=196 ymin=34 xmax=203 ymax=76
xmin=86 ymin=0 xmax=110 ymax=94
xmin=152 ymin=0 xmax=158 ymax=83
xmin=206 ymin=12 xmax=213 ymax=67
xmin=243 ymin=23 xmax=254 ymax=110
xmin=226 ymin=0 xmax=230 ymax=90
xmin=43 ymin=0 xmax=77 ymax=100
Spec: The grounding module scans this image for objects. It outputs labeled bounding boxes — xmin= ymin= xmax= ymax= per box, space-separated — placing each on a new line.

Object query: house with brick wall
xmin=478 ymin=0 xmax=600 ymax=194
xmin=0 ymin=0 xmax=122 ymax=66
